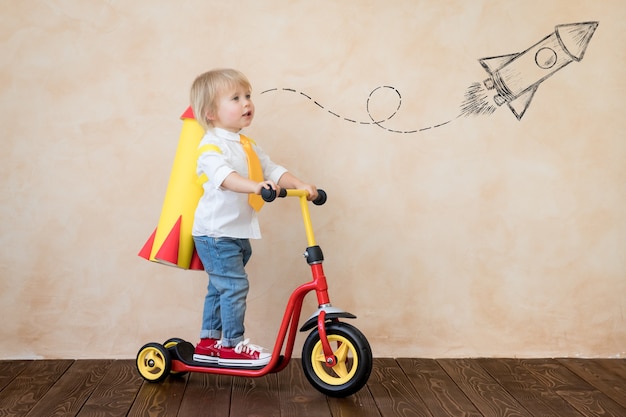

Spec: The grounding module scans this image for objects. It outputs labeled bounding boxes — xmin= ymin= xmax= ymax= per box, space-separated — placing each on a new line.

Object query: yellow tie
xmin=240 ymin=134 xmax=264 ymax=211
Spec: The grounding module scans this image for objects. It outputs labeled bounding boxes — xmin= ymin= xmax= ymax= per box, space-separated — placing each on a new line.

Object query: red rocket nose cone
xmin=181 ymin=106 xmax=196 ymax=120
xmin=555 ymin=21 xmax=599 ymax=61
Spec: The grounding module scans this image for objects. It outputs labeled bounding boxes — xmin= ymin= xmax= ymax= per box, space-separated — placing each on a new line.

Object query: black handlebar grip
xmin=313 ymin=189 xmax=327 ymax=205
xmin=261 ymin=187 xmax=287 ymax=202
xmin=260 ymin=187 xmax=276 ymax=202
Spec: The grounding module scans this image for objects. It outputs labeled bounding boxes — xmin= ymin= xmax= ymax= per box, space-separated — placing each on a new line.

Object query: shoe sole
xmin=193 ymin=354 xmax=219 ymax=364
xmin=218 ymin=356 xmax=271 ymax=368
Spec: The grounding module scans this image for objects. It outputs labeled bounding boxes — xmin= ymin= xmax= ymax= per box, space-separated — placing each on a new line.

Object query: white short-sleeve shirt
xmin=192 ymin=127 xmax=288 ymax=239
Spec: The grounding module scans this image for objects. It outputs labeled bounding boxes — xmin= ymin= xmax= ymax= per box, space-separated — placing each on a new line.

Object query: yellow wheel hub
xmin=137 ymin=345 xmax=168 ymax=381
xmin=310 ymin=334 xmax=359 ymax=385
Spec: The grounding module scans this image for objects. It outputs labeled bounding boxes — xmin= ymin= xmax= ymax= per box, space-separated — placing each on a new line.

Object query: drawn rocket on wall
xmin=138 ymin=107 xmax=205 ymax=270
xmin=479 ymin=21 xmax=598 ymax=120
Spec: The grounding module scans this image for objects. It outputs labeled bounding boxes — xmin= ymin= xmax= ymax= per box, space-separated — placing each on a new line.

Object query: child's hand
xmin=298 ymin=184 xmax=318 ymax=201
xmin=254 ymin=180 xmax=279 ymax=195
xmin=276 ymin=172 xmax=318 ymax=201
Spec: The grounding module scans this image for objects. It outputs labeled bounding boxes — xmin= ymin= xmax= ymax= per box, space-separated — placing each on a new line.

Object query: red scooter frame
xmin=136 ymin=189 xmax=372 ymax=397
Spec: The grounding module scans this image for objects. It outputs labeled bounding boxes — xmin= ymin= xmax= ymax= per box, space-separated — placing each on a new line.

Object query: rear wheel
xmin=164 ymin=337 xmax=186 ymax=348
xmin=302 ymin=322 xmax=372 ymax=397
xmin=136 ymin=343 xmax=171 ymax=382
xmin=163 ymin=338 xmax=188 ymax=377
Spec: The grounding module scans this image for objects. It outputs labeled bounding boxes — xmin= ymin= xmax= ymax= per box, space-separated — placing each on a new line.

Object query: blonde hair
xmin=190 ymin=68 xmax=252 ymax=130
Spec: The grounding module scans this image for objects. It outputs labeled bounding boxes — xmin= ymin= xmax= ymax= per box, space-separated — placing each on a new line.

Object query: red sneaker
xmin=218 ymin=339 xmax=271 ymax=367
xmin=193 ymin=338 xmax=222 ymax=363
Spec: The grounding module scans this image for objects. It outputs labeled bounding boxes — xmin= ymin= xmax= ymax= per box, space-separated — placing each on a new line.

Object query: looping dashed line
xmin=260 ymin=86 xmax=452 ymax=133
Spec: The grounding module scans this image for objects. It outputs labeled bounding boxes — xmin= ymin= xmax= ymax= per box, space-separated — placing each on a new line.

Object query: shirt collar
xmin=213 ymin=127 xmax=243 ymax=142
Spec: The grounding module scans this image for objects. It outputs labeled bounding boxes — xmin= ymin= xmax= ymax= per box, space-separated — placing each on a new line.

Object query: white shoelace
xmin=234 ymin=338 xmax=263 ymax=355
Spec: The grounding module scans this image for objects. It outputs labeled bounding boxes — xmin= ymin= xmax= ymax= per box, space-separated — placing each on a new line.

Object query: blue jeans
xmin=193 ymin=236 xmax=252 ymax=348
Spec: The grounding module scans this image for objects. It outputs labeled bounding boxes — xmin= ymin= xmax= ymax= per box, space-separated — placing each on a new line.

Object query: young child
xmin=189 ymin=68 xmax=318 ymax=367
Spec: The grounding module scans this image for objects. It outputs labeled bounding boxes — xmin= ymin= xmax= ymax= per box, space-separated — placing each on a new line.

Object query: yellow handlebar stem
xmin=284 ymin=189 xmax=317 ymax=247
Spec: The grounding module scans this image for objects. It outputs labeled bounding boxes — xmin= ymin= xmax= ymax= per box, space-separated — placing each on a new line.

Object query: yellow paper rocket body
xmin=139 ymin=107 xmax=205 ymax=270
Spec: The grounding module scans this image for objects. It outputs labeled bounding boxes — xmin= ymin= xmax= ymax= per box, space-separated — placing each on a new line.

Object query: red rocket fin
xmin=154 ymin=216 xmax=182 ymax=266
xmin=138 ymin=228 xmax=157 ymax=260
xmin=138 ymin=219 xmax=204 ymax=270
xmin=508 ymin=86 xmax=538 ymax=120
xmin=479 ymin=53 xmax=520 ymax=74
xmin=189 ymin=249 xmax=204 ymax=270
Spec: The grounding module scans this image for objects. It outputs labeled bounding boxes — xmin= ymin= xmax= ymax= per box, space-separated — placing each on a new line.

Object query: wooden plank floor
xmin=0 ymin=358 xmax=624 ymax=417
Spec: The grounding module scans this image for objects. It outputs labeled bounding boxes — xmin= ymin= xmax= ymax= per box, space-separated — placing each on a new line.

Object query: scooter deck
xmin=169 ymin=341 xmax=273 ymax=370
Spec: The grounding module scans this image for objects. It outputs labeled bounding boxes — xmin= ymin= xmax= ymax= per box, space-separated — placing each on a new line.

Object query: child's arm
xmin=221 ymin=172 xmax=277 ymax=195
xmin=278 ymin=172 xmax=318 ymax=201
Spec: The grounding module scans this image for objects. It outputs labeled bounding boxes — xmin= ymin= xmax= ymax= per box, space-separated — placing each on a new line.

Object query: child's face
xmin=209 ymin=85 xmax=254 ymax=133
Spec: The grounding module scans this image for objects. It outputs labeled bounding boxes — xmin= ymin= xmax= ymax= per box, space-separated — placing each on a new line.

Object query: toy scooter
xmin=136 ymin=189 xmax=372 ymax=397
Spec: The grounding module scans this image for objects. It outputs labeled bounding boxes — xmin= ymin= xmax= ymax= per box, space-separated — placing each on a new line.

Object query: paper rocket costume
xmin=139 ymin=107 xmax=205 ymax=270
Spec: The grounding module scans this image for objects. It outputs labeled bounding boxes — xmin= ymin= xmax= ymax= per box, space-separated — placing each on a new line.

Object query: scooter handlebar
xmin=261 ymin=188 xmax=327 ymax=205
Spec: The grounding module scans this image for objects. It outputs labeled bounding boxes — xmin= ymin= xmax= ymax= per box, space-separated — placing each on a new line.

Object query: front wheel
xmin=302 ymin=322 xmax=372 ymax=397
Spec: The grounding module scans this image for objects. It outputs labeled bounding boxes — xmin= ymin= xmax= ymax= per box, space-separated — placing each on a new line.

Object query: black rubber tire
xmin=301 ymin=322 xmax=372 ymax=397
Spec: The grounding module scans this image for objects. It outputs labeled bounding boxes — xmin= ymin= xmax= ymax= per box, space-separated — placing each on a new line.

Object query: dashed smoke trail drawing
xmin=260 ymin=85 xmax=450 ymax=133
xmin=261 ymin=21 xmax=599 ymax=133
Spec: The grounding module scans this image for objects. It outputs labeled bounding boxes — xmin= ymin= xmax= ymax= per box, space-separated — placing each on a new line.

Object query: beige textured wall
xmin=1 ymin=0 xmax=624 ymax=359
